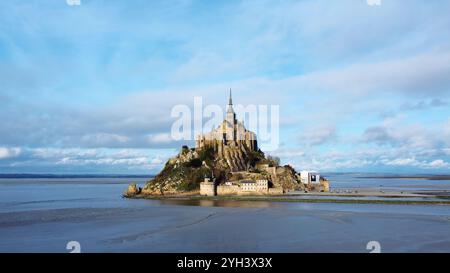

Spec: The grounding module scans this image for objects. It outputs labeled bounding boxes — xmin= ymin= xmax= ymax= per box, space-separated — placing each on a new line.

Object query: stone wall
xmin=268 ymin=187 xmax=283 ymax=195
xmin=217 ymin=184 xmax=240 ymax=195
xmin=217 ymin=183 xmax=284 ymax=196
xmin=200 ymin=182 xmax=215 ymax=196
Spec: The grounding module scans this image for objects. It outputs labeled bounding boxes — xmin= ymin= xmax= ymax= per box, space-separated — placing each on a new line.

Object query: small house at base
xmin=300 ymin=171 xmax=320 ymax=184
xmin=200 ymin=177 xmax=216 ymax=196
xmin=300 ymin=171 xmax=330 ymax=192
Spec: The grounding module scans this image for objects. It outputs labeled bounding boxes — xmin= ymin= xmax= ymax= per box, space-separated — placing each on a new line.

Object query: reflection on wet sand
xmin=158 ymin=199 xmax=282 ymax=208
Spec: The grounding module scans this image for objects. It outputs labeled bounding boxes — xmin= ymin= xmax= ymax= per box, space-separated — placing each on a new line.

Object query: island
xmin=124 ymin=91 xmax=329 ymax=198
xmin=123 ymin=92 xmax=450 ymax=206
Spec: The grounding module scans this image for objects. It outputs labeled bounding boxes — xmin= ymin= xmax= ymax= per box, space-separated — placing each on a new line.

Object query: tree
xmin=267 ymin=155 xmax=281 ymax=166
xmin=181 ymin=145 xmax=189 ymax=154
xmin=247 ymin=150 xmax=264 ymax=166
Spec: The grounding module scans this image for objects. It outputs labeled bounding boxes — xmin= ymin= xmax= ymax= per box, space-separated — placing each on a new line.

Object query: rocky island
xmin=125 ymin=91 xmax=329 ymax=198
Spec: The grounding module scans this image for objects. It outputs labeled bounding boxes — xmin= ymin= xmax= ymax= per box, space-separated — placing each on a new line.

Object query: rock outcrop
xmin=124 ymin=183 xmax=141 ymax=197
xmin=131 ymin=92 xmax=316 ymax=196
xmin=140 ymin=144 xmax=304 ymax=195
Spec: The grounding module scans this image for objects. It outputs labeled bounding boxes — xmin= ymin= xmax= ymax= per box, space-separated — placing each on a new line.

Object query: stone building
xmin=241 ymin=180 xmax=256 ymax=192
xmin=202 ymin=178 xmax=270 ymax=196
xmin=199 ymin=177 xmax=216 ymax=196
xmin=255 ymin=179 xmax=269 ymax=191
xmin=241 ymin=179 xmax=269 ymax=192
xmin=195 ymin=90 xmax=258 ymax=171
xmin=300 ymin=171 xmax=320 ymax=184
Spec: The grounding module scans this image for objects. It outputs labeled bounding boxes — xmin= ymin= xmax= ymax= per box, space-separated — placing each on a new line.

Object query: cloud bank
xmin=1 ymin=0 xmax=450 ymax=173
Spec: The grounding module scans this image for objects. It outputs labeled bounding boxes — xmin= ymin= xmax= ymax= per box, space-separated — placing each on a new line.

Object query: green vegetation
xmin=177 ymin=168 xmax=208 ymax=191
xmin=181 ymin=145 xmax=190 ymax=155
xmin=143 ymin=142 xmax=297 ymax=195
xmin=145 ymin=145 xmax=219 ymax=193
xmin=184 ymin=158 xmax=202 ymax=168
xmin=198 ymin=146 xmax=215 ymax=163
xmin=255 ymin=154 xmax=280 ymax=167
xmin=150 ymin=161 xmax=210 ymax=192
xmin=246 ymin=150 xmax=265 ymax=166
xmin=266 ymin=155 xmax=280 ymax=166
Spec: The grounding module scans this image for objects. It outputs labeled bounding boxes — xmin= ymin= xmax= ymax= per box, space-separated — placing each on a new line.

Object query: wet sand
xmin=1 ymin=200 xmax=450 ymax=253
xmin=288 ymin=189 xmax=433 ymax=197
xmin=131 ymin=187 xmax=450 ymax=206
xmin=1 ymin=176 xmax=449 ymax=253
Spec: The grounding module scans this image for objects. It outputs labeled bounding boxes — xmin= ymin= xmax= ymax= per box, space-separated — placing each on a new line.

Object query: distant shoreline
xmin=2 ymin=173 xmax=449 ymax=180
xmin=0 ymin=174 xmax=155 ymax=179
xmin=359 ymin=175 xmax=450 ymax=180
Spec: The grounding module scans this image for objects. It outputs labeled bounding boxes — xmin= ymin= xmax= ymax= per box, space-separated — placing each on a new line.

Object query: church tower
xmin=195 ymin=88 xmax=257 ymax=155
xmin=226 ymin=88 xmax=236 ymax=143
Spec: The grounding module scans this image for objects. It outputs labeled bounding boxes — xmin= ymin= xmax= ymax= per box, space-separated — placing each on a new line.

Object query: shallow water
xmin=282 ymin=195 xmax=445 ymax=202
xmin=329 ymin=173 xmax=450 ymax=192
xmin=0 ymin=175 xmax=449 ymax=252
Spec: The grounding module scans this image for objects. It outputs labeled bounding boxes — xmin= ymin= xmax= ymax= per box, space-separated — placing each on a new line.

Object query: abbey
xmin=131 ymin=89 xmax=330 ymax=197
xmin=195 ymin=90 xmax=257 ymax=171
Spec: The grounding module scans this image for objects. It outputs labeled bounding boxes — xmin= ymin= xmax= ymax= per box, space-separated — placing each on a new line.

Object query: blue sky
xmin=1 ymin=0 xmax=450 ymax=174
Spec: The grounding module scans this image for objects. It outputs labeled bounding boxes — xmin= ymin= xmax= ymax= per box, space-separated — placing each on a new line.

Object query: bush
xmin=247 ymin=150 xmax=264 ymax=166
xmin=209 ymin=169 xmax=227 ymax=184
xmin=266 ymin=155 xmax=281 ymax=166
xmin=184 ymin=158 xmax=202 ymax=168
xmin=198 ymin=146 xmax=215 ymax=161
xmin=177 ymin=167 xmax=210 ymax=191
xmin=181 ymin=145 xmax=189 ymax=154
xmin=177 ymin=180 xmax=198 ymax=191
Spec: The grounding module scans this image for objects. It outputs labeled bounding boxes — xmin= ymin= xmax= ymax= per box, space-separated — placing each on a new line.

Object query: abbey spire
xmin=227 ymin=88 xmax=234 ymax=114
xmin=226 ymin=88 xmax=236 ymax=130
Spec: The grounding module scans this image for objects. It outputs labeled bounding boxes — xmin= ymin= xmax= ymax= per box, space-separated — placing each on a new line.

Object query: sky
xmin=1 ymin=0 xmax=450 ymax=174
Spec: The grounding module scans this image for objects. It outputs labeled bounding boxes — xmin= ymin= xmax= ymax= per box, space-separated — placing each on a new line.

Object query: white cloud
xmin=0 ymin=147 xmax=177 ymax=173
xmin=289 ymin=51 xmax=450 ymax=96
xmin=382 ymin=157 xmax=420 ymax=167
xmin=269 ymin=148 xmax=305 ymax=159
xmin=389 ymin=158 xmax=450 ymax=169
xmin=81 ymin=133 xmax=130 ymax=146
xmin=151 ymin=157 xmax=163 ymax=165
xmin=400 ymin=99 xmax=448 ymax=111
xmin=43 ymin=148 xmax=174 ymax=172
xmin=33 ymin=148 xmax=81 ymax=159
xmin=1 ymin=1 xmax=450 ymax=173
xmin=427 ymin=159 xmax=449 ymax=169
xmin=361 ymin=117 xmax=444 ymax=150
xmin=0 ymin=147 xmax=21 ymax=159
xmin=147 ymin=133 xmax=173 ymax=144
xmin=299 ymin=125 xmax=336 ymax=146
